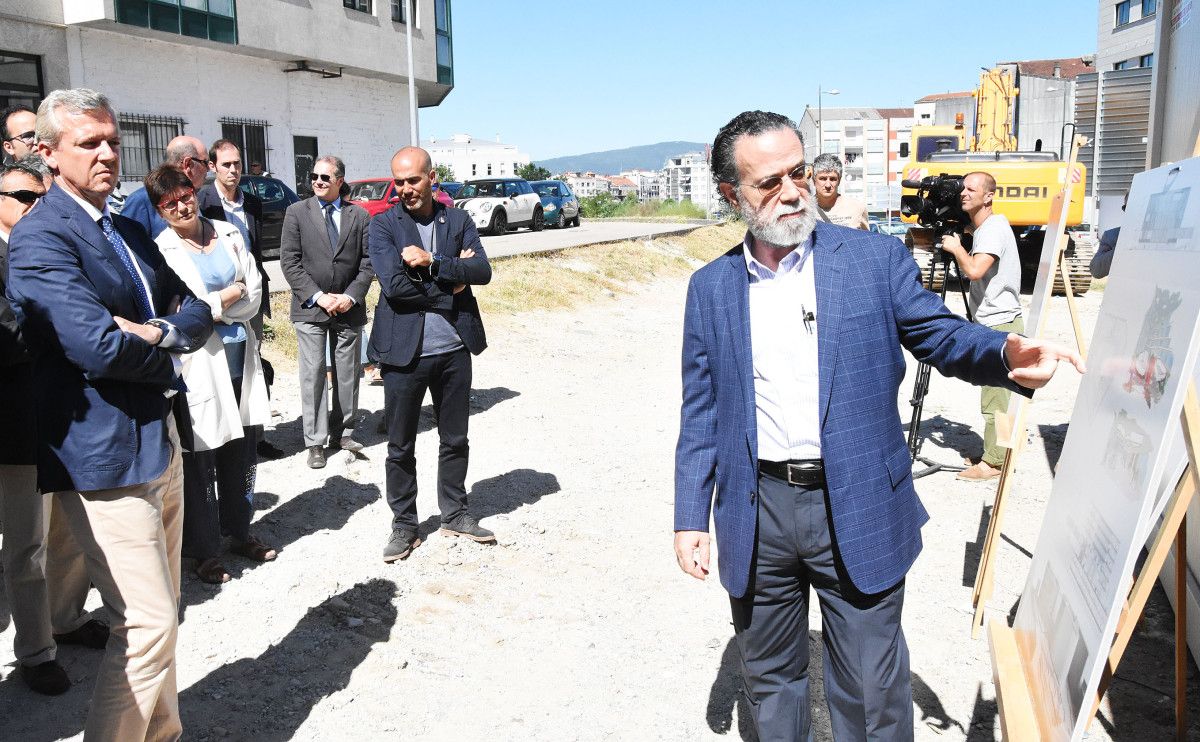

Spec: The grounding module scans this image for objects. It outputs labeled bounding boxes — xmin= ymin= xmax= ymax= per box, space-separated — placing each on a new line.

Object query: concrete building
xmin=423 ymin=133 xmax=529 ymax=182
xmin=620 ymin=169 xmax=663 ymax=203
xmin=798 ymin=107 xmax=913 ymax=217
xmin=563 ymin=172 xmax=611 ymax=198
xmin=1077 ymin=0 xmax=1159 ymax=230
xmin=606 ymin=176 xmax=637 ymax=201
xmin=662 ymin=151 xmax=719 ymax=216
xmin=0 ymin=0 xmax=454 ymax=194
xmin=913 ymin=91 xmax=976 ymax=132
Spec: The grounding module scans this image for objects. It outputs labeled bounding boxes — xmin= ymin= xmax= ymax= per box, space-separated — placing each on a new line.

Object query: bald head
xmin=165 ymin=135 xmax=209 ymax=188
xmin=390 ymin=146 xmax=436 ymax=218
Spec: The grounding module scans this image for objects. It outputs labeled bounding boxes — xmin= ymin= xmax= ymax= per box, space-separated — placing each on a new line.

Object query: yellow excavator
xmin=900 ymin=67 xmax=1092 ymax=294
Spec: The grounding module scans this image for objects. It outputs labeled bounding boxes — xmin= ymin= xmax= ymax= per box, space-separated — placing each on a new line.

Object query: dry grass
xmin=260 ymin=222 xmax=742 ymax=365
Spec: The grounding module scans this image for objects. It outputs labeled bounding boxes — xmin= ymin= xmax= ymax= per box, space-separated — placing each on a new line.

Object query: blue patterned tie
xmin=324 ymin=202 xmax=339 ymax=250
xmin=99 ymin=215 xmax=155 ymax=321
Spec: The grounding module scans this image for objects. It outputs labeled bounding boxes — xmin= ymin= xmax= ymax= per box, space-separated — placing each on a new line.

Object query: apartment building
xmin=424 ymin=133 xmax=529 ymax=181
xmin=662 ymin=151 xmax=719 ymax=216
xmin=0 ymin=0 xmax=454 ymax=193
xmin=620 ymin=169 xmax=663 ymax=203
xmin=798 ymin=107 xmax=913 ymax=217
xmin=563 ymin=172 xmax=610 ymax=198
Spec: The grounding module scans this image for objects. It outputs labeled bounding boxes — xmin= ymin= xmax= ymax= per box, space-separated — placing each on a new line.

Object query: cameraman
xmin=940 ymin=171 xmax=1024 ymax=481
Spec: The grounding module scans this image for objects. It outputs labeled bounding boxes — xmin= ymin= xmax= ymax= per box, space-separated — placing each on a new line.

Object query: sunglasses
xmin=739 ymin=163 xmax=811 ymax=198
xmin=158 ymin=191 xmax=196 ymax=212
xmin=185 ymin=155 xmax=211 ymax=168
xmin=0 ymin=189 xmax=44 ymax=205
xmin=5 ymin=130 xmax=35 ymax=144
xmin=310 ymin=173 xmax=337 ymax=183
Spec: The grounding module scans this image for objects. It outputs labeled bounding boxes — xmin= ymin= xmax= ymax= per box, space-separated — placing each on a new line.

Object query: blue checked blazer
xmin=675 ymin=222 xmax=1027 ymax=598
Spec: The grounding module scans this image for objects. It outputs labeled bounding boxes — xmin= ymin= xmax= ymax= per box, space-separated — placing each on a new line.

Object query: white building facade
xmin=424 ymin=133 xmax=529 ymax=182
xmin=662 ymin=152 xmax=718 ymax=216
xmin=563 ymin=172 xmax=610 ymax=198
xmin=620 ymin=169 xmax=663 ymax=203
xmin=798 ymin=107 xmax=913 ymax=217
xmin=0 ymin=0 xmax=454 ymax=194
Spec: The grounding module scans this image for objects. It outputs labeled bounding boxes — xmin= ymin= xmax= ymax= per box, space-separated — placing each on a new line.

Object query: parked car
xmin=868 ymin=220 xmax=912 ymax=238
xmin=238 ymin=175 xmax=301 ymax=260
xmin=440 ymin=181 xmax=463 ymax=199
xmin=347 ymin=178 xmax=454 ymax=216
xmin=454 ymin=178 xmax=543 ymax=235
xmin=531 ymin=179 xmax=581 ymax=229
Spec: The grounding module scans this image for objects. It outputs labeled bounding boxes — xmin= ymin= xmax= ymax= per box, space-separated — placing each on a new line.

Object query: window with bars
xmin=343 ymin=0 xmax=371 ymax=13
xmin=118 ymin=114 xmax=185 ymax=181
xmin=219 ymin=117 xmax=270 ymax=173
xmin=115 ymin=0 xmax=237 ymax=44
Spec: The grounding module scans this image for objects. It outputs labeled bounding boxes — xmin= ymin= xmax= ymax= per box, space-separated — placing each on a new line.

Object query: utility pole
xmin=405 ymin=0 xmax=419 ymax=145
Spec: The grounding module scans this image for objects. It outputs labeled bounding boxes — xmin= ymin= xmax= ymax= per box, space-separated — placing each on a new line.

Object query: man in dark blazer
xmin=368 ymin=146 xmax=492 ymax=563
xmin=673 ymin=111 xmax=1084 ymax=741
xmin=197 ymin=138 xmax=269 ymax=319
xmin=6 ymin=88 xmax=212 ymax=740
xmin=280 ymin=154 xmax=374 ymax=468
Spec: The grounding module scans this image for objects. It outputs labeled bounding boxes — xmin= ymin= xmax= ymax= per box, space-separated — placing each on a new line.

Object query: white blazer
xmin=157 ymin=218 xmax=270 ymax=452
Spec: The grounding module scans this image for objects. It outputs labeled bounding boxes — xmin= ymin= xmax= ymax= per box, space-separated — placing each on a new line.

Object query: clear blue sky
xmin=420 ymin=0 xmax=1100 ymax=162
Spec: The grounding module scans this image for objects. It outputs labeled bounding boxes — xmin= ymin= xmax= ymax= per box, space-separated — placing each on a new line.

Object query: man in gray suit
xmin=280 ymin=155 xmax=374 ymax=468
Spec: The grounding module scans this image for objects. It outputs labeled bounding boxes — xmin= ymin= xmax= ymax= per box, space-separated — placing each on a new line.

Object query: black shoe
xmin=440 ymin=514 xmax=496 ymax=543
xmin=307 ymin=445 xmax=326 ymax=469
xmin=21 ymin=661 xmax=70 ymax=695
xmin=53 ymin=618 xmax=109 ymax=649
xmin=257 ymin=440 xmax=286 ymax=460
xmin=382 ymin=530 xmax=421 ymax=563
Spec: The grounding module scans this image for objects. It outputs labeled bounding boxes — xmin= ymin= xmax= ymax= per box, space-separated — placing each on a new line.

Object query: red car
xmin=347 ymin=178 xmax=453 ymax=216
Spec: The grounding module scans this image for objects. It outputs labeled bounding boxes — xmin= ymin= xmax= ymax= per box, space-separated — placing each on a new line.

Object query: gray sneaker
xmin=440 ymin=514 xmax=496 ymax=543
xmin=382 ymin=530 xmax=421 ymax=563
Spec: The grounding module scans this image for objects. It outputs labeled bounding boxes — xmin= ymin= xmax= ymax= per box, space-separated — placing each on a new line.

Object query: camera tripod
xmin=907 ymin=244 xmax=974 ymax=479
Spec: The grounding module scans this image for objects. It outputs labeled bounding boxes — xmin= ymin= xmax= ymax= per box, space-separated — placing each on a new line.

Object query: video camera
xmin=900 ymin=174 xmax=970 ymax=242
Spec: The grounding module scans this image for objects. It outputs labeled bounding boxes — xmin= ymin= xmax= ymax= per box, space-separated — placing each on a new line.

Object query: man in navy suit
xmin=367 ymin=146 xmax=493 ymax=563
xmin=673 ymin=111 xmax=1084 ymax=741
xmin=7 ymin=88 xmax=212 ymax=741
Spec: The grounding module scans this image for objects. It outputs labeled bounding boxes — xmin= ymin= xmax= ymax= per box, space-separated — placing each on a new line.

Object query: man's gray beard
xmin=737 ymin=190 xmax=818 ymax=248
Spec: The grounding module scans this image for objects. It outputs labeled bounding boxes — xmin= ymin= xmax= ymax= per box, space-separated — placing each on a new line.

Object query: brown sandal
xmin=231 ymin=536 xmax=278 ymax=563
xmin=195 ymin=558 xmax=231 ymax=584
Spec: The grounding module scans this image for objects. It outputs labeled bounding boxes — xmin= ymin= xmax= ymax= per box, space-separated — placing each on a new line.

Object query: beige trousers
xmin=0 ymin=464 xmax=92 ymax=666
xmin=54 ymin=422 xmax=185 ymax=742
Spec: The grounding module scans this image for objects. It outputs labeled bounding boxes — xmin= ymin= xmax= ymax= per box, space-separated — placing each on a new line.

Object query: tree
xmin=517 ymin=163 xmax=552 ymax=181
xmin=434 ymin=164 xmax=456 ymax=183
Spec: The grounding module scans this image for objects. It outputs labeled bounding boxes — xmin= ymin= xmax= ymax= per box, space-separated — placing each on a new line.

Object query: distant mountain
xmin=538 ymin=141 xmax=708 ymax=176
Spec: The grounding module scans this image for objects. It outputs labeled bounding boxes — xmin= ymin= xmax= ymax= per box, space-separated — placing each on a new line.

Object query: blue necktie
xmin=99 ymin=215 xmax=155 ymax=321
xmin=324 ymin=202 xmax=339 ymax=250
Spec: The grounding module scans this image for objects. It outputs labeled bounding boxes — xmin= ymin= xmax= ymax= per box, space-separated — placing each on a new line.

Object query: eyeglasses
xmin=310 ymin=173 xmax=336 ymax=183
xmin=158 ymin=191 xmax=196 ymax=212
xmin=738 ymin=163 xmax=811 ymax=198
xmin=4 ymin=130 xmax=35 ymax=145
xmin=0 ymin=189 xmax=44 ymax=205
xmin=185 ymin=156 xmax=211 ymax=169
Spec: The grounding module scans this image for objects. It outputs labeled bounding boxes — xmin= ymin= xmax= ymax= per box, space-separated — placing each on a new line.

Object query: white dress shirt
xmin=217 ymin=186 xmax=252 ymax=253
xmin=744 ymin=233 xmax=822 ymax=461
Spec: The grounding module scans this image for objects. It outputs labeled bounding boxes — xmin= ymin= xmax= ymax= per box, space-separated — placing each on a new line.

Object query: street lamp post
xmin=818 ymin=85 xmax=839 ymax=155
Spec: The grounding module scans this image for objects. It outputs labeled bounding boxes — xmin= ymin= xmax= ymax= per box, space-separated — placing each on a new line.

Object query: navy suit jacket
xmin=675 ymin=222 xmax=1027 ymax=598
xmin=119 ymin=185 xmax=169 ymax=239
xmin=367 ymin=201 xmax=491 ymax=367
xmin=6 ymin=184 xmax=213 ymax=492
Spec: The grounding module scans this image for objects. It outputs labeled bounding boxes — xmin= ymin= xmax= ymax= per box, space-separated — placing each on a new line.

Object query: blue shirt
xmin=188 ymin=234 xmax=247 ymax=379
xmin=120 ymin=187 xmax=170 ymax=239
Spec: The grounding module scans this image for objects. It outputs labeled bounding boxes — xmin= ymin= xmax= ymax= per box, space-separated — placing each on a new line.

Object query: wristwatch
xmin=145 ymin=318 xmax=171 ymax=346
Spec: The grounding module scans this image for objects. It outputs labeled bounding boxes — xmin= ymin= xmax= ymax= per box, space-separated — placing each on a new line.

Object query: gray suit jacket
xmin=280 ymin=197 xmax=374 ymax=326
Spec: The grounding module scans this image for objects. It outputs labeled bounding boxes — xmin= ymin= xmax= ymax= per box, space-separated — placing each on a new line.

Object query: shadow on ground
xmin=1037 ymin=422 xmax=1069 ymax=474
xmin=179 ymin=578 xmax=398 ymax=740
xmin=904 ymin=414 xmax=984 ymax=466
xmin=415 ymin=468 xmax=561 ymax=540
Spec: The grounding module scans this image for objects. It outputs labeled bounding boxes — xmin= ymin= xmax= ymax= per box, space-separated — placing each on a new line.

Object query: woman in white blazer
xmin=146 ymin=166 xmax=275 ymax=584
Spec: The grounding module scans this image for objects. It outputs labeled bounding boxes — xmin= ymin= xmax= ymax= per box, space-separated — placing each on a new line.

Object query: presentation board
xmin=1010 ymin=157 xmax=1200 ymax=740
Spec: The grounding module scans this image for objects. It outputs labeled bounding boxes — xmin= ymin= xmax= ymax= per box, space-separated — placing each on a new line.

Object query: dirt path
xmin=0 ymin=242 xmax=1195 ymax=740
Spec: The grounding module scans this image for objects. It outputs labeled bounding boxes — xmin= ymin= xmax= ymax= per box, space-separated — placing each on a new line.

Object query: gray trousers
xmin=295 ymin=318 xmax=362 ymax=448
xmin=730 ymin=473 xmax=913 ymax=742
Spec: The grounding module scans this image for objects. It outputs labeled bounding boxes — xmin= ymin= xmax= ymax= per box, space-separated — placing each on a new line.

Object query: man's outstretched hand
xmin=674 ymin=530 xmax=710 ymax=580
xmin=1004 ymin=333 xmax=1087 ymax=389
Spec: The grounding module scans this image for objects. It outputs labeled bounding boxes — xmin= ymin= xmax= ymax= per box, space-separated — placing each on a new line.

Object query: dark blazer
xmin=367 ymin=201 xmax=491 ymax=367
xmin=674 ymin=222 xmax=1030 ymax=598
xmin=198 ymin=183 xmax=270 ymax=316
xmin=0 ymin=235 xmax=36 ymax=466
xmin=6 ymin=184 xmax=213 ymax=492
xmin=280 ymin=197 xmax=374 ymax=326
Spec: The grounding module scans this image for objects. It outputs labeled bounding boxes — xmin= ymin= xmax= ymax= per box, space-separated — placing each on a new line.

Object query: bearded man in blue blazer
xmin=7 ymin=88 xmax=211 ymax=741
xmin=673 ymin=111 xmax=1084 ymax=741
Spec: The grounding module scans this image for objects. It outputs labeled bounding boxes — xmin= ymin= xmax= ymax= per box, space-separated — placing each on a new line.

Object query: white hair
xmin=35 ymin=88 xmax=117 ymax=149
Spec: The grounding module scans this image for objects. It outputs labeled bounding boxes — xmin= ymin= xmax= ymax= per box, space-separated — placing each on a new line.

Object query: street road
xmin=262 ymin=219 xmax=711 ymax=289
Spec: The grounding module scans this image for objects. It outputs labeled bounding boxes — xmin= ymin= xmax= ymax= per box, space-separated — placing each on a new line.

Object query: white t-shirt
xmin=968 ymin=213 xmax=1022 ymax=327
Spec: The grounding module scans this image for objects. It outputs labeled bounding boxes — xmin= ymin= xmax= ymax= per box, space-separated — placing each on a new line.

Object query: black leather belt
xmin=758 ymin=458 xmax=826 ymax=487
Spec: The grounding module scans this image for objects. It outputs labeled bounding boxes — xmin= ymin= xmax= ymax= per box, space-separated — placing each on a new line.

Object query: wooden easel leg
xmin=1058 ymin=248 xmax=1089 ymax=361
xmin=1175 ymin=515 xmax=1187 ymax=742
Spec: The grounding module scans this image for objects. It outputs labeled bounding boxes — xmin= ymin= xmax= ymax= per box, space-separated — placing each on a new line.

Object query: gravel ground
xmin=0 ymin=244 xmax=1196 ymax=740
